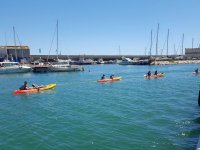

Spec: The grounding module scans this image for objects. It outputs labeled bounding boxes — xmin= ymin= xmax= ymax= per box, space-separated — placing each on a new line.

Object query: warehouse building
xmin=185 ymin=48 xmax=200 ymax=58
xmin=0 ymin=46 xmax=30 ymax=62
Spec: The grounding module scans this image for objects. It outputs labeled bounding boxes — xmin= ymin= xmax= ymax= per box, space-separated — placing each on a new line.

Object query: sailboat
xmin=32 ymin=21 xmax=84 ymax=72
xmin=48 ymin=20 xmax=84 ymax=72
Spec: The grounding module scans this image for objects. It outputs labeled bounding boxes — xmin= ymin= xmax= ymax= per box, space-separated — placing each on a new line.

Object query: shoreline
xmin=151 ymin=60 xmax=200 ymax=65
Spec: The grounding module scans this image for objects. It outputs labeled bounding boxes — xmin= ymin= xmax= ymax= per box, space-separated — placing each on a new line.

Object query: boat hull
xmin=0 ymin=66 xmax=31 ymax=74
xmin=49 ymin=65 xmax=84 ymax=72
xmin=32 ymin=66 xmax=50 ymax=73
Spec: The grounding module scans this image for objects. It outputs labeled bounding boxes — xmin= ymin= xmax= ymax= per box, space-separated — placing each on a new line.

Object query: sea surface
xmin=0 ymin=64 xmax=200 ymax=150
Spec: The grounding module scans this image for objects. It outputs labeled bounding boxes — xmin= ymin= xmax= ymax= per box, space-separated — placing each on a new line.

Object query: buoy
xmin=198 ymin=90 xmax=200 ymax=106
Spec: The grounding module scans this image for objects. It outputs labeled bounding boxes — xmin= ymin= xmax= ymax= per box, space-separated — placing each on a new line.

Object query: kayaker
xmin=195 ymin=68 xmax=199 ymax=73
xmin=19 ymin=81 xmax=29 ymax=90
xmin=154 ymin=70 xmax=158 ymax=75
xmin=101 ymin=74 xmax=105 ymax=80
xmin=110 ymin=74 xmax=114 ymax=79
xmin=147 ymin=71 xmax=151 ymax=77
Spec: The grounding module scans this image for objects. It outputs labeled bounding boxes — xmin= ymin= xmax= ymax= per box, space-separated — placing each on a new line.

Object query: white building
xmin=0 ymin=46 xmax=30 ymax=62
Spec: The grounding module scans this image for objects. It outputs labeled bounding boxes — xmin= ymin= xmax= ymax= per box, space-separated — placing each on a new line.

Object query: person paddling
xmin=110 ymin=74 xmax=114 ymax=79
xmin=101 ymin=74 xmax=105 ymax=80
xmin=154 ymin=70 xmax=158 ymax=75
xmin=147 ymin=71 xmax=151 ymax=77
xmin=19 ymin=81 xmax=30 ymax=90
xmin=195 ymin=68 xmax=199 ymax=73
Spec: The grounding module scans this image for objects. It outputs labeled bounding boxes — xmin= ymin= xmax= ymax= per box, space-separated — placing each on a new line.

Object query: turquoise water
xmin=0 ymin=64 xmax=200 ymax=150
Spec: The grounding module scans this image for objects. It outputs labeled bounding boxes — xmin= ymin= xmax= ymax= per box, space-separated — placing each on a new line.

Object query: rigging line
xmin=176 ymin=36 xmax=182 ymax=55
xmin=16 ymin=31 xmax=25 ymax=61
xmin=47 ymin=24 xmax=57 ymax=62
xmin=16 ymin=32 xmax=22 ymax=46
xmin=161 ymin=35 xmax=167 ymax=55
xmin=197 ymin=41 xmax=200 ymax=48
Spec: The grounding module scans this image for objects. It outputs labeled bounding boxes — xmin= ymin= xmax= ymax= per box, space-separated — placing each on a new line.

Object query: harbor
xmin=1 ymin=0 xmax=200 ymax=149
xmin=1 ymin=64 xmax=200 ymax=150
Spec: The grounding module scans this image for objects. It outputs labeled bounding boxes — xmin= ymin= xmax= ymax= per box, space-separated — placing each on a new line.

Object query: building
xmin=185 ymin=48 xmax=200 ymax=58
xmin=0 ymin=46 xmax=30 ymax=62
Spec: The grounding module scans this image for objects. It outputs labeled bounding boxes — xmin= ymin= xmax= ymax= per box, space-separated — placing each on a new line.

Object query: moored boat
xmin=119 ymin=57 xmax=134 ymax=65
xmin=0 ymin=62 xmax=31 ymax=74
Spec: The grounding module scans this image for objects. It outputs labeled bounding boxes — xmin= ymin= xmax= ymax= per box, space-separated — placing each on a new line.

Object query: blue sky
xmin=0 ymin=0 xmax=200 ymax=55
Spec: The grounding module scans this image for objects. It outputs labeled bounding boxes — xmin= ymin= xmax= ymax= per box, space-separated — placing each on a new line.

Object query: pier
xmin=30 ymin=54 xmax=181 ymax=61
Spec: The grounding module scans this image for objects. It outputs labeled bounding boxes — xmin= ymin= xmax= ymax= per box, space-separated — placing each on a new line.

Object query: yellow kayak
xmin=13 ymin=84 xmax=57 ymax=94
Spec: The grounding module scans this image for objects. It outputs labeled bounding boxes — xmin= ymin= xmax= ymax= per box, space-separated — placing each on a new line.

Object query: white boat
xmin=119 ymin=57 xmax=134 ymax=65
xmin=49 ymin=59 xmax=83 ymax=72
xmin=0 ymin=62 xmax=31 ymax=74
xmin=97 ymin=58 xmax=105 ymax=64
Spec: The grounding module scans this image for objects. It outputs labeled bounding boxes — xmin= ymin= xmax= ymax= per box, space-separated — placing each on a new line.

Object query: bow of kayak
xmin=193 ymin=72 xmax=200 ymax=74
xmin=97 ymin=76 xmax=122 ymax=82
xmin=13 ymin=84 xmax=57 ymax=94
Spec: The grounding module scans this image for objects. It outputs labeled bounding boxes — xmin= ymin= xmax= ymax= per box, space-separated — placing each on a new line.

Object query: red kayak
xmin=144 ymin=73 xmax=165 ymax=79
xmin=97 ymin=76 xmax=122 ymax=82
xmin=193 ymin=72 xmax=200 ymax=74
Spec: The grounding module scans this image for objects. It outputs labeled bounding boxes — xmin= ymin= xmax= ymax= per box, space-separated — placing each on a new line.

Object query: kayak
xmin=193 ymin=72 xmax=200 ymax=74
xmin=144 ymin=73 xmax=165 ymax=78
xmin=13 ymin=84 xmax=57 ymax=94
xmin=97 ymin=76 xmax=122 ymax=82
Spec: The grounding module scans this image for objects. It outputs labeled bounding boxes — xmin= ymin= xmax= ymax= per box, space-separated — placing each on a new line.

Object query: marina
xmin=0 ymin=64 xmax=200 ymax=150
xmin=1 ymin=0 xmax=200 ymax=149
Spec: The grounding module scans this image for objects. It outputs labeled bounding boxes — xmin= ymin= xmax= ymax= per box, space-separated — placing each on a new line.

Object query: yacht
xmin=72 ymin=57 xmax=95 ymax=65
xmin=132 ymin=58 xmax=150 ymax=65
xmin=33 ymin=20 xmax=84 ymax=73
xmin=49 ymin=59 xmax=84 ymax=72
xmin=97 ymin=58 xmax=105 ymax=64
xmin=118 ymin=57 xmax=134 ymax=65
xmin=0 ymin=61 xmax=31 ymax=74
xmin=32 ymin=62 xmax=50 ymax=73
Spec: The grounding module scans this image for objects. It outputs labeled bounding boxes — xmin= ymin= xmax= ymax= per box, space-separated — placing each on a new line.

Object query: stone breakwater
xmin=151 ymin=60 xmax=200 ymax=65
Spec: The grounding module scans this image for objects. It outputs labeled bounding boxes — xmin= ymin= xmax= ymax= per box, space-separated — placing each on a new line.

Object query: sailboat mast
xmin=156 ymin=23 xmax=159 ymax=56
xmin=5 ymin=33 xmax=8 ymax=60
xmin=192 ymin=38 xmax=194 ymax=49
xmin=181 ymin=33 xmax=184 ymax=55
xmin=118 ymin=45 xmax=121 ymax=55
xmin=174 ymin=44 xmax=176 ymax=55
xmin=56 ymin=20 xmax=59 ymax=60
xmin=150 ymin=29 xmax=152 ymax=57
xmin=166 ymin=29 xmax=169 ymax=56
xmin=13 ymin=26 xmax=17 ymax=61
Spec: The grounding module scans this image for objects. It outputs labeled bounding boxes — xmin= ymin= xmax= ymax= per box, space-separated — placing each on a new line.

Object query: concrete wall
xmin=185 ymin=48 xmax=200 ymax=58
xmin=30 ymin=54 xmax=181 ymax=62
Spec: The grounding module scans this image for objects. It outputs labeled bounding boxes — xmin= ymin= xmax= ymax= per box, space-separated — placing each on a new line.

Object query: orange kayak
xmin=144 ymin=73 xmax=165 ymax=78
xmin=193 ymin=72 xmax=200 ymax=74
xmin=97 ymin=76 xmax=122 ymax=82
xmin=13 ymin=84 xmax=56 ymax=94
